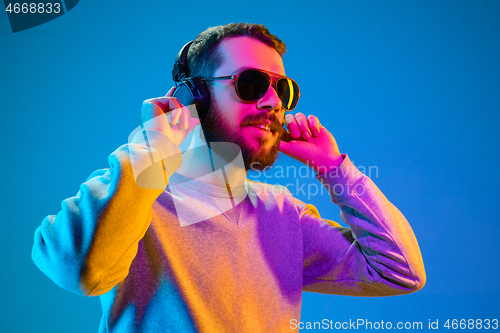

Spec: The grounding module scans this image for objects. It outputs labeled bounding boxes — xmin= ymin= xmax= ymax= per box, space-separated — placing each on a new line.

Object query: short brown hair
xmin=188 ymin=23 xmax=287 ymax=79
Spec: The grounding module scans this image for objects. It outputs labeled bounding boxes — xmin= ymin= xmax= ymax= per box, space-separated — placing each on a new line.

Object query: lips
xmin=242 ymin=115 xmax=284 ymax=136
xmin=248 ymin=123 xmax=271 ymax=131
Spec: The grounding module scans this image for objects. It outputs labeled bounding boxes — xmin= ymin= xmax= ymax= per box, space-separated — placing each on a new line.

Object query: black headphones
xmin=171 ymin=41 xmax=211 ymax=116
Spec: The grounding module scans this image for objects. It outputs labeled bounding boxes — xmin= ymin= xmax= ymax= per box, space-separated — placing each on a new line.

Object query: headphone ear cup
xmin=189 ymin=78 xmax=211 ymax=116
xmin=172 ymin=78 xmax=211 ymax=117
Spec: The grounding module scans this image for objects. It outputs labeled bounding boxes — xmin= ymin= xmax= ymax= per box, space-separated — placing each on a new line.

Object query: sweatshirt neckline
xmin=170 ymin=172 xmax=248 ymax=198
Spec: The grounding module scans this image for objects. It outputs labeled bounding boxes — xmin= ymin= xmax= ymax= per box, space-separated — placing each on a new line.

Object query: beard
xmin=199 ymin=99 xmax=284 ymax=171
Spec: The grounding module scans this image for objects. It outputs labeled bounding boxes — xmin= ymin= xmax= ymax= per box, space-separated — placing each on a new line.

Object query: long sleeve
xmin=31 ymin=130 xmax=182 ymax=296
xmin=300 ymin=154 xmax=426 ymax=296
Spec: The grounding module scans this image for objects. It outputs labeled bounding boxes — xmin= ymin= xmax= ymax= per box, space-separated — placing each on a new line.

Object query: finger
xmin=170 ymin=103 xmax=188 ymax=126
xmin=143 ymin=97 xmax=179 ymax=116
xmin=295 ymin=112 xmax=311 ymax=139
xmin=141 ymin=100 xmax=168 ymax=125
xmin=307 ymin=115 xmax=321 ymax=136
xmin=186 ymin=118 xmax=201 ymax=133
xmin=150 ymin=97 xmax=183 ymax=124
xmin=141 ymin=101 xmax=170 ymax=133
xmin=170 ymin=107 xmax=181 ymax=125
xmin=166 ymin=87 xmax=176 ymax=97
xmin=178 ymin=105 xmax=190 ymax=131
xmin=164 ymin=98 xmax=189 ymax=126
xmin=285 ymin=114 xmax=301 ymax=138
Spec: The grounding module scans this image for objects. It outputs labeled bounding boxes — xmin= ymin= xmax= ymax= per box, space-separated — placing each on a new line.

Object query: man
xmin=32 ymin=23 xmax=425 ymax=332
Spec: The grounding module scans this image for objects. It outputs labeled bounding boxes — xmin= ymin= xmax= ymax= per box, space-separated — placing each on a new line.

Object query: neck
xmin=175 ymin=127 xmax=247 ymax=189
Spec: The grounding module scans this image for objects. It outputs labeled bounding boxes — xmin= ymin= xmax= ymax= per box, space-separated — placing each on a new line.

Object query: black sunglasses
xmin=202 ymin=68 xmax=300 ymax=111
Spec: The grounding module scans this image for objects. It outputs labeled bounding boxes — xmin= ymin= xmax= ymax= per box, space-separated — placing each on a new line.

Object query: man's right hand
xmin=141 ymin=87 xmax=200 ymax=147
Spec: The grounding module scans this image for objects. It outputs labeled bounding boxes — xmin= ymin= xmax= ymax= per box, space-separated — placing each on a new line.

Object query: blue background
xmin=1 ymin=1 xmax=499 ymax=332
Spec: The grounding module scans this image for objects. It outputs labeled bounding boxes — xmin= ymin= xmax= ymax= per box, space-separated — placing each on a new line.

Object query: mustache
xmin=241 ymin=113 xmax=285 ymax=136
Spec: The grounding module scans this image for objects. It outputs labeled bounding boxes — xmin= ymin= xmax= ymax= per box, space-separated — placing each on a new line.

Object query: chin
xmin=242 ymin=138 xmax=281 ymax=171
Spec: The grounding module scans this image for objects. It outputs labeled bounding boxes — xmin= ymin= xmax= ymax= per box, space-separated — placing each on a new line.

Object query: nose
xmin=257 ymin=84 xmax=283 ymax=115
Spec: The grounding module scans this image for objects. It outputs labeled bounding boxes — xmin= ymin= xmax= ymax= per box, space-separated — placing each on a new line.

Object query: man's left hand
xmin=279 ymin=113 xmax=343 ymax=174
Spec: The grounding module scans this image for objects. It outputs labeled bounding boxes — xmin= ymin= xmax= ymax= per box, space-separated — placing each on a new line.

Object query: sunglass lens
xmin=276 ymin=78 xmax=300 ymax=110
xmin=237 ymin=70 xmax=270 ymax=101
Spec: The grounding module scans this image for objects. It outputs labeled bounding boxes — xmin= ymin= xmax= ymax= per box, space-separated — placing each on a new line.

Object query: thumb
xmin=279 ymin=139 xmax=313 ymax=164
xmin=279 ymin=139 xmax=297 ymax=157
xmin=166 ymin=87 xmax=176 ymax=97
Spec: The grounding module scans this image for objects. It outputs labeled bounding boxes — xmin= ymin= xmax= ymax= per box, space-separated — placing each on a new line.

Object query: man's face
xmin=200 ymin=36 xmax=286 ymax=171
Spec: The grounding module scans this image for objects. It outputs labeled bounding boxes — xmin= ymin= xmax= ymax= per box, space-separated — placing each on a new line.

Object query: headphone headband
xmin=172 ymin=41 xmax=194 ymax=83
